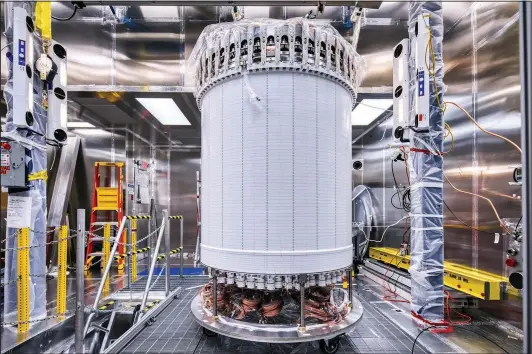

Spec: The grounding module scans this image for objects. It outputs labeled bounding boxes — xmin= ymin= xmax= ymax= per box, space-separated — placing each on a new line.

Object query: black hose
xmin=52 ymin=6 xmax=77 ymax=21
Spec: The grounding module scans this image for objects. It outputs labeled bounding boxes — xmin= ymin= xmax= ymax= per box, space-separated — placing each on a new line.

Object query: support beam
xmin=520 ymin=2 xmax=532 ymax=352
xmin=407 ymin=2 xmax=445 ymax=322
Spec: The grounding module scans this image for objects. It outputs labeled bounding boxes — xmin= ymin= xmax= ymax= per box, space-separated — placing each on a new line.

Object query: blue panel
xmin=418 ymin=70 xmax=425 ymax=97
xmin=18 ymin=39 xmax=26 ymax=66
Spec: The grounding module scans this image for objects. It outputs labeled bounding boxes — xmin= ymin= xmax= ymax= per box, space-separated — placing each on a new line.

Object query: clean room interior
xmin=1 ymin=1 xmax=531 ymax=353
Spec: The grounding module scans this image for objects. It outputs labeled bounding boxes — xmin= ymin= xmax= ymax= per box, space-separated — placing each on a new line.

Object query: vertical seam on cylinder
xmin=335 ymin=84 xmax=337 ymax=249
xmin=241 ymin=76 xmax=244 ymax=251
xmin=221 ymin=82 xmax=224 ymax=249
xmin=266 ymin=73 xmax=269 ymax=252
xmin=316 ymin=75 xmax=318 ymax=251
xmin=292 ymin=72 xmax=295 ymax=252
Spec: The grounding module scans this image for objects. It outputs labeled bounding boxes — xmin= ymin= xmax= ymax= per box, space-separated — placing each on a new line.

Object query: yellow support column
xmin=117 ymin=227 xmax=126 ymax=272
xmin=35 ymin=2 xmax=52 ymax=42
xmin=131 ymin=219 xmax=137 ymax=282
xmin=56 ymin=226 xmax=68 ymax=318
xmin=17 ymin=228 xmax=30 ymax=333
xmin=103 ymin=224 xmax=111 ymax=294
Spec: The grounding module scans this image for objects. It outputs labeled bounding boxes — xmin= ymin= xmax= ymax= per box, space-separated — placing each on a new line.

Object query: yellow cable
xmin=421 ymin=14 xmax=515 ymax=236
xmin=442 ymin=123 xmax=454 ymax=154
xmin=444 ymin=174 xmax=512 ymax=234
xmin=424 ymin=22 xmax=521 ymax=155
xmin=444 ymin=101 xmax=522 ymax=154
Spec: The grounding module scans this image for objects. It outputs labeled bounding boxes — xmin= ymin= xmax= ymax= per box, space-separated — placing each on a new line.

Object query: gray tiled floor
xmin=348 ymin=293 xmax=427 ymax=354
xmin=117 ymin=276 xmax=521 ymax=354
xmin=119 ymin=277 xmax=358 ymax=354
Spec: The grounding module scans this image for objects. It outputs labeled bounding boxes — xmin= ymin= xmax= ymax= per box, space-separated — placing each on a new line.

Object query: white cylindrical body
xmin=200 ymin=71 xmax=353 ymax=274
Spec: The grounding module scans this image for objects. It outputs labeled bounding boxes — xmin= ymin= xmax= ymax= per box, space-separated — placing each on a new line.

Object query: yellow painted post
xmin=56 ymin=226 xmax=68 ymax=317
xmin=35 ymin=2 xmax=52 ymax=42
xmin=117 ymin=227 xmax=126 ymax=272
xmin=17 ymin=228 xmax=30 ymax=333
xmin=103 ymin=224 xmax=110 ymax=294
xmin=131 ymin=219 xmax=137 ymax=282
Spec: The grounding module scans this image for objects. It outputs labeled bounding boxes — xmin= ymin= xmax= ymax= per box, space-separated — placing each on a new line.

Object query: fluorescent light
xmin=352 ymin=99 xmax=393 ymax=126
xmin=72 ymin=128 xmax=113 ymax=136
xmin=136 ymin=98 xmax=191 ymax=126
xmin=67 ymin=121 xmax=94 ymax=128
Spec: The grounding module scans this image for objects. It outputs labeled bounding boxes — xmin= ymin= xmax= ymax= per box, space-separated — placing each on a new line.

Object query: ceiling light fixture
xmin=351 ymin=99 xmax=393 ymax=126
xmin=135 ymin=97 xmax=191 ymax=126
xmin=66 ymin=121 xmax=95 ymax=128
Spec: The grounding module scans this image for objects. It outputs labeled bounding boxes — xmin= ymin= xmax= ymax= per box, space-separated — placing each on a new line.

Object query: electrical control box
xmin=414 ymin=14 xmax=430 ymax=130
xmin=392 ymin=39 xmax=410 ymax=142
xmin=12 ymin=7 xmax=35 ymax=129
xmin=47 ymin=40 xmax=68 ymax=144
xmin=0 ymin=141 xmax=27 ymax=188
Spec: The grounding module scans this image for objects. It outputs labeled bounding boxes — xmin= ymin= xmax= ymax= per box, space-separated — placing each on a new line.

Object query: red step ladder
xmin=85 ymin=162 xmax=125 ymax=270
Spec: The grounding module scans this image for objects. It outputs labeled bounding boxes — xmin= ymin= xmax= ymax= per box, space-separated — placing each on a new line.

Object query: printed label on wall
xmin=7 ymin=196 xmax=32 ymax=228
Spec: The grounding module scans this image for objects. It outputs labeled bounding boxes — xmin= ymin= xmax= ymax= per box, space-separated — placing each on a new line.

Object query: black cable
xmin=391 ymin=159 xmax=411 ymax=212
xmin=387 ymin=227 xmax=411 ymax=292
xmin=411 ymin=325 xmax=510 ymax=354
xmin=515 ymin=216 xmax=522 ymax=229
xmin=443 ymin=200 xmax=493 ymax=235
xmin=453 ymin=326 xmax=510 ymax=353
xmin=411 ymin=326 xmax=435 ymax=353
xmin=52 ymin=6 xmax=77 ymax=21
xmin=192 ymin=332 xmax=205 ymax=354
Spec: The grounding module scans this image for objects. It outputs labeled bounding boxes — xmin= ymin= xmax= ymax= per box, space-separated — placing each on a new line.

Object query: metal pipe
xmin=75 ymin=209 xmax=85 ymax=353
xmin=519 ymin=3 xmax=532 ymax=352
xmin=180 ymin=218 xmax=184 ymax=278
xmin=140 ymin=210 xmax=168 ymax=312
xmin=298 ymin=274 xmax=306 ymax=330
xmin=164 ymin=213 xmax=171 ymax=296
xmin=84 ymin=216 xmax=127 ymax=337
xmin=212 ymin=273 xmax=218 ymax=317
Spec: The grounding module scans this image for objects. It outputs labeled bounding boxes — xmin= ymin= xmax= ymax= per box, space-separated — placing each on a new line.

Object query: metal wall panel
xmin=52 ymin=21 xmax=114 ymax=86
xmin=169 ymin=151 xmax=200 ymax=256
xmin=353 ymin=2 xmax=522 ymax=327
xmin=114 ymin=21 xmax=185 ymax=86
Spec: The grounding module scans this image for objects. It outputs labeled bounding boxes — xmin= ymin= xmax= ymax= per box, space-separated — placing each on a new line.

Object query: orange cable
xmin=444 ymin=173 xmax=512 ymax=234
xmin=444 ymin=101 xmax=522 ymax=154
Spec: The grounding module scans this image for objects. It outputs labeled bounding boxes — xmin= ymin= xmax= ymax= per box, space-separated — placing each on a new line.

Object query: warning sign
xmin=1 ymin=153 xmax=9 ymax=166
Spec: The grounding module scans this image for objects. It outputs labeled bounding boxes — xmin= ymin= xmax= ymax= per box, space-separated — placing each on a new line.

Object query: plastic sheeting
xmin=407 ymin=2 xmax=445 ymax=322
xmin=3 ymin=2 xmax=48 ymax=322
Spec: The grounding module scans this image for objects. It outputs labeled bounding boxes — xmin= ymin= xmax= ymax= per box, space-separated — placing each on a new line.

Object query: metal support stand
xmin=180 ymin=218 xmax=184 ymax=278
xmin=140 ymin=210 xmax=168 ymax=313
xmin=212 ymin=273 xmax=218 ymax=317
xmin=75 ymin=209 xmax=85 ymax=353
xmin=164 ymin=214 xmax=171 ymax=296
xmin=520 ymin=2 xmax=532 ymax=352
xmin=298 ymin=274 xmax=306 ymax=331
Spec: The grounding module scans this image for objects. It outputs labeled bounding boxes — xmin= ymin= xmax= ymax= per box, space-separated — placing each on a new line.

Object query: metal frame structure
xmin=520 ymin=2 xmax=532 ymax=352
xmin=190 ymin=271 xmax=363 ymax=344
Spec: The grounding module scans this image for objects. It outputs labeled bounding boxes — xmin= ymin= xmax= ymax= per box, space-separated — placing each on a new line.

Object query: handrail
xmin=83 ymin=216 xmax=127 ymax=338
xmin=139 ymin=210 xmax=168 ymax=314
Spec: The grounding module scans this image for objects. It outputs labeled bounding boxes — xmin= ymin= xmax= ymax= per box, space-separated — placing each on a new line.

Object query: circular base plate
xmin=190 ymin=294 xmax=364 ymax=343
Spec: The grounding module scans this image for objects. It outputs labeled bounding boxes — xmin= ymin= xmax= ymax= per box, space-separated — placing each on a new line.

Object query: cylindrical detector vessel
xmin=191 ymin=18 xmax=365 ymax=278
